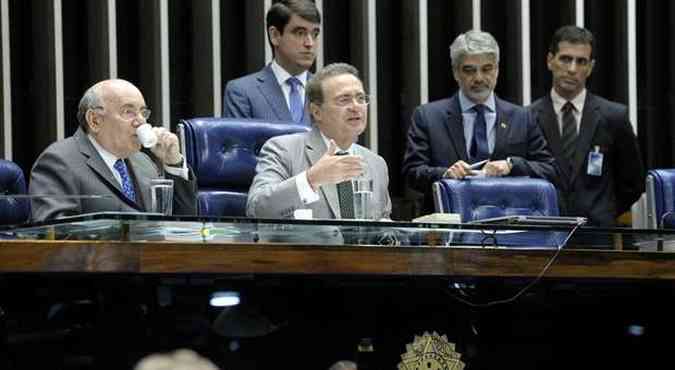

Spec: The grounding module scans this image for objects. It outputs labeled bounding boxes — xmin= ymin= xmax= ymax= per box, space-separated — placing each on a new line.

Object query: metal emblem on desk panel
xmin=398 ymin=331 xmax=465 ymax=370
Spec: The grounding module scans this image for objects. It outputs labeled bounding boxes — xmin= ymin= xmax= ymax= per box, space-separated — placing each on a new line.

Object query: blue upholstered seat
xmin=0 ymin=159 xmax=31 ymax=225
xmin=178 ymin=117 xmax=310 ymax=216
xmin=646 ymin=169 xmax=675 ymax=228
xmin=433 ymin=177 xmax=559 ymax=221
xmin=432 ymin=177 xmax=562 ymax=248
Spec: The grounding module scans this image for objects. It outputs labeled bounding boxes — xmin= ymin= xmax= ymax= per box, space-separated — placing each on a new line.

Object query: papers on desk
xmin=413 ymin=213 xmax=462 ymax=224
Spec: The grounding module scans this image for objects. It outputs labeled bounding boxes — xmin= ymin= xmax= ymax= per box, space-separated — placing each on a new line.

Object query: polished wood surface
xmin=1 ymin=240 xmax=675 ymax=279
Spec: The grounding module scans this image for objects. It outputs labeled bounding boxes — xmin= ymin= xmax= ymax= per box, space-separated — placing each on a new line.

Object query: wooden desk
xmin=1 ymin=240 xmax=674 ymax=280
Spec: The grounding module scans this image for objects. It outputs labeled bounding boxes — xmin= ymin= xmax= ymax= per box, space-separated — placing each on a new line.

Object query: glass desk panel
xmin=3 ymin=212 xmax=675 ymax=250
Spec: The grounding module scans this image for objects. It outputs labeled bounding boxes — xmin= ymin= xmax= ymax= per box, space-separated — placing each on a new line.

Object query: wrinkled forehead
xmin=322 ymin=74 xmax=364 ymax=98
xmin=99 ymin=81 xmax=146 ymax=108
xmin=555 ymin=41 xmax=593 ymax=58
xmin=456 ymin=53 xmax=498 ymax=69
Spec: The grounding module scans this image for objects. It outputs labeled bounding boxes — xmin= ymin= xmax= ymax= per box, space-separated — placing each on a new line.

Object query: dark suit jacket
xmin=402 ymin=93 xmax=560 ymax=214
xmin=529 ymin=93 xmax=645 ymax=226
xmin=29 ymin=128 xmax=198 ymax=222
xmin=223 ymin=65 xmax=312 ymax=126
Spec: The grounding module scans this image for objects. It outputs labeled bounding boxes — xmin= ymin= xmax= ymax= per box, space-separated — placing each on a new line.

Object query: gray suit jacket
xmin=223 ymin=65 xmax=312 ymax=126
xmin=246 ymin=127 xmax=392 ymax=219
xmin=29 ymin=128 xmax=198 ymax=222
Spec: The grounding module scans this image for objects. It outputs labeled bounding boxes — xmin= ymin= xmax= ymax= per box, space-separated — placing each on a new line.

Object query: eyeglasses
xmin=290 ymin=28 xmax=320 ymax=41
xmin=119 ymin=107 xmax=151 ymax=121
xmin=331 ymin=94 xmax=371 ymax=107
xmin=91 ymin=106 xmax=151 ymax=121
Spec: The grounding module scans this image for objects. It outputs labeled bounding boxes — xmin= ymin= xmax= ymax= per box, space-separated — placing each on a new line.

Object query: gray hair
xmin=306 ymin=62 xmax=361 ymax=105
xmin=449 ymin=30 xmax=500 ymax=69
xmin=134 ymin=349 xmax=219 ymax=370
xmin=328 ymin=360 xmax=357 ymax=370
xmin=76 ymin=84 xmax=103 ymax=132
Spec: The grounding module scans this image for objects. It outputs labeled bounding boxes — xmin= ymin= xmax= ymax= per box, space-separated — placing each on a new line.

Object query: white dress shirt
xmin=270 ymin=60 xmax=309 ymax=111
xmin=550 ymin=88 xmax=587 ymax=136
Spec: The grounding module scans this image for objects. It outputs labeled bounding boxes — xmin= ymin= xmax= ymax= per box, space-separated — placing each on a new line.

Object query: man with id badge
xmin=530 ymin=26 xmax=645 ymax=226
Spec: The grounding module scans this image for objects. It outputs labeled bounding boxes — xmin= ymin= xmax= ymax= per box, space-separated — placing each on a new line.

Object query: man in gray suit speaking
xmin=29 ymin=79 xmax=197 ymax=222
xmin=247 ymin=63 xmax=392 ymax=219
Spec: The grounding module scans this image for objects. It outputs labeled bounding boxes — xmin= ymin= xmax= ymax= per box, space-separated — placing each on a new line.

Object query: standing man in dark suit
xmin=223 ymin=0 xmax=320 ymax=126
xmin=29 ymin=79 xmax=197 ymax=222
xmin=402 ymin=30 xmax=559 ymax=214
xmin=529 ymin=25 xmax=645 ymax=226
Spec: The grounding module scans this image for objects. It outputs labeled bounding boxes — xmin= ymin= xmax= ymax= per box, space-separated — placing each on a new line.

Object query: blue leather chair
xmin=178 ymin=117 xmax=310 ymax=216
xmin=433 ymin=177 xmax=560 ymax=222
xmin=646 ymin=169 xmax=675 ymax=228
xmin=0 ymin=159 xmax=30 ymax=225
xmin=432 ymin=177 xmax=562 ymax=248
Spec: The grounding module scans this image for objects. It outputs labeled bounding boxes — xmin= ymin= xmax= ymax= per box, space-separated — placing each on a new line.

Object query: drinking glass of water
xmin=352 ymin=177 xmax=374 ymax=220
xmin=150 ymin=178 xmax=174 ymax=215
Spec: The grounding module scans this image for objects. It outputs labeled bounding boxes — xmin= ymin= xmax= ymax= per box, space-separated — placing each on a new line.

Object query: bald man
xmin=29 ymin=79 xmax=197 ymax=222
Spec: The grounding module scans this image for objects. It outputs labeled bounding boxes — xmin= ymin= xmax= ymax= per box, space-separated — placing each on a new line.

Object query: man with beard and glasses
xmin=529 ymin=26 xmax=644 ymax=226
xmin=402 ymin=30 xmax=560 ymax=214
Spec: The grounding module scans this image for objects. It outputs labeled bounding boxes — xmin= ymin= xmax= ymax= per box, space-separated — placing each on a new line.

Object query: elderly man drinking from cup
xmin=29 ymin=79 xmax=197 ymax=222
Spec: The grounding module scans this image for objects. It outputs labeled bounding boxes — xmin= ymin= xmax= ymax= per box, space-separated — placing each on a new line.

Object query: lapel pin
xmin=500 ymin=122 xmax=508 ymax=129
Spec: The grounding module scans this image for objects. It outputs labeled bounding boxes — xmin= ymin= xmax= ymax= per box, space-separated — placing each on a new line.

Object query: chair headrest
xmin=436 ymin=177 xmax=559 ymax=222
xmin=180 ymin=117 xmax=310 ymax=190
xmin=0 ymin=159 xmax=30 ymax=225
xmin=647 ymin=169 xmax=675 ymax=221
xmin=0 ymin=159 xmax=27 ymax=194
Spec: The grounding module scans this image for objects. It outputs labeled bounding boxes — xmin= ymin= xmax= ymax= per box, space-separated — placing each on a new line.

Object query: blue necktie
xmin=470 ymin=104 xmax=490 ymax=162
xmin=287 ymin=77 xmax=304 ymax=124
xmin=114 ymin=159 xmax=136 ymax=202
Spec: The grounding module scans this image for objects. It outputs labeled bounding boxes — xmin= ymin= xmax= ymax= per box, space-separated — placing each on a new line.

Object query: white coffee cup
xmin=136 ymin=123 xmax=158 ymax=148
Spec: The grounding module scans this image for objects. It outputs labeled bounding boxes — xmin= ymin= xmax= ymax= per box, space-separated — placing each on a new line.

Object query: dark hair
xmin=549 ymin=25 xmax=595 ymax=59
xmin=306 ymin=63 xmax=360 ymax=105
xmin=266 ymin=0 xmax=321 ymax=55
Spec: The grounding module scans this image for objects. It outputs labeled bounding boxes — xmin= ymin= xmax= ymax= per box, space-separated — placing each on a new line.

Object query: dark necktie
xmin=561 ymin=102 xmax=577 ymax=171
xmin=335 ymin=151 xmax=354 ymax=219
xmin=114 ymin=159 xmax=136 ymax=202
xmin=470 ymin=104 xmax=490 ymax=162
xmin=287 ymin=77 xmax=304 ymax=124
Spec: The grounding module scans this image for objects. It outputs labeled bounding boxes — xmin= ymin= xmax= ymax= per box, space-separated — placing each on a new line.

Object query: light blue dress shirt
xmin=458 ymin=91 xmax=497 ymax=158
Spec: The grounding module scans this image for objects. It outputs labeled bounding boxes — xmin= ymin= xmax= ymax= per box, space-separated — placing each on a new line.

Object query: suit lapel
xmin=305 ymin=128 xmax=340 ymax=218
xmin=492 ymin=97 xmax=511 ymax=159
xmin=301 ymin=73 xmax=312 ymax=126
xmin=257 ymin=65 xmax=293 ymax=121
xmin=445 ymin=95 xmax=469 ymax=161
xmin=77 ymin=129 xmax=142 ymax=210
xmin=537 ymin=96 xmax=562 ymax=156
xmin=571 ymin=94 xmax=601 ymax=182
xmin=127 ymin=153 xmax=156 ymax=211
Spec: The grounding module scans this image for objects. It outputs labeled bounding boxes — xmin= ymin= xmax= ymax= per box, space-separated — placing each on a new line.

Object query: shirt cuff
xmin=164 ymin=160 xmax=189 ymax=180
xmin=296 ymin=171 xmax=320 ymax=205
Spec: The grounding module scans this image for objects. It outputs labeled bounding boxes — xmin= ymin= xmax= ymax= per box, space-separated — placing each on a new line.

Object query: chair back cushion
xmin=0 ymin=159 xmax=30 ymax=225
xmin=179 ymin=117 xmax=310 ymax=216
xmin=433 ymin=177 xmax=559 ymax=222
xmin=646 ymin=169 xmax=675 ymax=228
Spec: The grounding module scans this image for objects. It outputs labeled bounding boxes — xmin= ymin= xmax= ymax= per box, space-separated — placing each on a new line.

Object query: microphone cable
xmin=446 ymin=221 xmax=584 ymax=308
